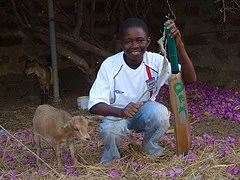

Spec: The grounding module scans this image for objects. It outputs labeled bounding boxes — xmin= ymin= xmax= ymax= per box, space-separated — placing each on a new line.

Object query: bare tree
xmin=10 ymin=0 xmax=112 ymax=84
xmin=215 ymin=0 xmax=240 ymax=23
xmin=9 ymin=0 xmax=162 ymax=84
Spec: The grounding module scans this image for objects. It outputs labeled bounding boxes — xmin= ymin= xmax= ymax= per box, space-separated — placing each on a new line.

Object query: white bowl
xmin=77 ymin=96 xmax=89 ymax=110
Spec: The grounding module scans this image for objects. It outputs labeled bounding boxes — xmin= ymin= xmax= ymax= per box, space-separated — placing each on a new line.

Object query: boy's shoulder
xmin=145 ymin=51 xmax=163 ymax=59
xmin=102 ymin=51 xmax=124 ymax=67
xmin=144 ymin=51 xmax=164 ymax=65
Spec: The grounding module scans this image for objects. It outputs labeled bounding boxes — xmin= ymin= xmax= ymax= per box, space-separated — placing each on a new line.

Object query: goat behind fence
xmin=24 ymin=59 xmax=53 ymax=104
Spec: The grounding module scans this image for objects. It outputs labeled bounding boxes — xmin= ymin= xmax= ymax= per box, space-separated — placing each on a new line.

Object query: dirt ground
xmin=0 ymin=87 xmax=239 ymax=140
xmin=0 ymin=77 xmax=240 ymax=179
xmin=0 ymin=65 xmax=239 ymax=149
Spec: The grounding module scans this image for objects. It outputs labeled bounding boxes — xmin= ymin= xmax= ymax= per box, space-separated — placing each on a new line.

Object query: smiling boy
xmin=88 ymin=18 xmax=196 ymax=163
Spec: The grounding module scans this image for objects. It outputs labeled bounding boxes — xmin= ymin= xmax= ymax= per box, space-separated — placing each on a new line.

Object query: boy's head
xmin=118 ymin=18 xmax=149 ymax=40
xmin=118 ymin=18 xmax=151 ymax=68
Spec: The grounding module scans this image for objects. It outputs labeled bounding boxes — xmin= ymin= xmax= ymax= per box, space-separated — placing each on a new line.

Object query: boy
xmin=88 ymin=18 xmax=196 ymax=163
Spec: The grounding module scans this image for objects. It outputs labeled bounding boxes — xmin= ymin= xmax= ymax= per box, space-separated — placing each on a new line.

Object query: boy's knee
xmin=99 ymin=121 xmax=112 ymax=136
xmin=99 ymin=120 xmax=130 ymax=137
xmin=142 ymin=102 xmax=170 ymax=128
xmin=144 ymin=101 xmax=170 ymax=118
xmin=152 ymin=102 xmax=169 ymax=117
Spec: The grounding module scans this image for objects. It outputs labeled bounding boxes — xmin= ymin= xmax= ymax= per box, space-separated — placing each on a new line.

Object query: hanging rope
xmin=138 ymin=27 xmax=169 ymax=102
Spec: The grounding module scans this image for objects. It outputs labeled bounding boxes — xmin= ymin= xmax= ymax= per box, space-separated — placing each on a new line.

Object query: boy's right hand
xmin=120 ymin=102 xmax=143 ymax=118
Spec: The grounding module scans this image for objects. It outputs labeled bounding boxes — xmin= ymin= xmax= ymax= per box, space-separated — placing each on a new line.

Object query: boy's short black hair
xmin=118 ymin=18 xmax=149 ymax=39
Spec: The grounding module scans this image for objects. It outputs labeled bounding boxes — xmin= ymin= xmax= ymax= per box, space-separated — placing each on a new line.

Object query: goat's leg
xmin=43 ymin=93 xmax=48 ymax=104
xmin=68 ymin=141 xmax=78 ymax=166
xmin=40 ymin=89 xmax=45 ymax=105
xmin=40 ymin=89 xmax=48 ymax=104
xmin=53 ymin=143 xmax=61 ymax=167
xmin=44 ymin=87 xmax=49 ymax=104
xmin=34 ymin=133 xmax=41 ymax=166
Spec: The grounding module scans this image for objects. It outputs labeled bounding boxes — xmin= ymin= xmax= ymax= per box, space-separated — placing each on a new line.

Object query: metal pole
xmin=47 ymin=0 xmax=60 ymax=101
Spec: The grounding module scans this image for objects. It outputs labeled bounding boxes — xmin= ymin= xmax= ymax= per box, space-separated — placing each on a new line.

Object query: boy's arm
xmin=166 ymin=20 xmax=196 ymax=83
xmin=177 ymin=43 xmax=196 ymax=83
xmin=89 ymin=102 xmax=143 ymax=119
xmin=89 ymin=103 xmax=123 ymax=118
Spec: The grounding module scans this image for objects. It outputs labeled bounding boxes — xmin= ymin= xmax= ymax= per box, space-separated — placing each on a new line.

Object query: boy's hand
xmin=120 ymin=102 xmax=143 ymax=118
xmin=165 ymin=20 xmax=184 ymax=49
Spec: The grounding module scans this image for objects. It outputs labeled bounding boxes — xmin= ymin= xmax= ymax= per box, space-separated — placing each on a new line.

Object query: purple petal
xmin=174 ymin=168 xmax=183 ymax=175
xmin=226 ymin=136 xmax=235 ymax=143
xmin=109 ymin=169 xmax=120 ymax=178
xmin=168 ymin=169 xmax=175 ymax=177
xmin=158 ymin=171 xmax=167 ymax=177
xmin=227 ymin=165 xmax=240 ymax=175
xmin=5 ymin=155 xmax=13 ymax=161
xmin=185 ymin=152 xmax=197 ymax=160
xmin=64 ymin=165 xmax=76 ymax=175
xmin=38 ymin=169 xmax=47 ymax=176
xmin=8 ymin=170 xmax=17 ymax=180
xmin=131 ymin=162 xmax=142 ymax=170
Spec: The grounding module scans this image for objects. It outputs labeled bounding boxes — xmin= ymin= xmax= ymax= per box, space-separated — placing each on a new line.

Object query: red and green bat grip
xmin=164 ymin=23 xmax=179 ymax=74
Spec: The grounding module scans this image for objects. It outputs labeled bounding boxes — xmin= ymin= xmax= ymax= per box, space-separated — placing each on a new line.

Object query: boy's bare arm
xmin=89 ymin=102 xmax=143 ymax=118
xmin=166 ymin=20 xmax=197 ymax=83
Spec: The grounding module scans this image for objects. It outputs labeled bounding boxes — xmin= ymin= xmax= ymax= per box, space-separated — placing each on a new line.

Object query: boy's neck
xmin=123 ymin=54 xmax=142 ymax=69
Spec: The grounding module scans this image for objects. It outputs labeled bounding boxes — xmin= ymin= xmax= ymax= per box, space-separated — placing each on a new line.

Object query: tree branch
xmin=73 ymin=0 xmax=84 ymax=38
xmin=55 ymin=0 xmax=74 ymax=25
xmin=38 ymin=34 xmax=95 ymax=84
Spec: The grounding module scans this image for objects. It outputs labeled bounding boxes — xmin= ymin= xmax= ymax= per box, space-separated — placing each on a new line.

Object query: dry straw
xmin=0 ymin=121 xmax=239 ymax=179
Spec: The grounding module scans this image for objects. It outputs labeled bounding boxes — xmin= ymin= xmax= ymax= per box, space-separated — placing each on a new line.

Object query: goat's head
xmin=65 ymin=115 xmax=90 ymax=140
xmin=24 ymin=60 xmax=37 ymax=75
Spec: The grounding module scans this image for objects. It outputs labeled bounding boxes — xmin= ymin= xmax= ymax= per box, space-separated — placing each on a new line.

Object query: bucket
xmin=77 ymin=96 xmax=89 ymax=110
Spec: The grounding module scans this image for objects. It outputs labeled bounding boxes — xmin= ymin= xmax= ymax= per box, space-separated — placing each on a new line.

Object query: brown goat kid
xmin=24 ymin=60 xmax=52 ymax=104
xmin=33 ymin=105 xmax=90 ymax=167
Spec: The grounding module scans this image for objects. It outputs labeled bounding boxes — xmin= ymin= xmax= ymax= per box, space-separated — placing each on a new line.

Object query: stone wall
xmin=174 ymin=1 xmax=240 ymax=87
xmin=0 ymin=0 xmax=240 ymax=99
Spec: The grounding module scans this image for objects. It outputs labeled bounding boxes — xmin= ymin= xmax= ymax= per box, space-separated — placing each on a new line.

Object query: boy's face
xmin=120 ymin=27 xmax=150 ymax=67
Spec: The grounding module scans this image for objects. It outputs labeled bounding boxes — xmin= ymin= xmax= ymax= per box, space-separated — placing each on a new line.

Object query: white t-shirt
xmin=88 ymin=51 xmax=173 ymax=110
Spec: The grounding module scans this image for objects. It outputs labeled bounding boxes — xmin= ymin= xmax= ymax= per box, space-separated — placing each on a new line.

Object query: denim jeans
xmin=99 ymin=101 xmax=170 ymax=163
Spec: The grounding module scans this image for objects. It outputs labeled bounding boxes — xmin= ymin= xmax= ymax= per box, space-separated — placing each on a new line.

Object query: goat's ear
xmin=63 ymin=121 xmax=72 ymax=129
xmin=71 ymin=116 xmax=80 ymax=123
xmin=78 ymin=115 xmax=92 ymax=125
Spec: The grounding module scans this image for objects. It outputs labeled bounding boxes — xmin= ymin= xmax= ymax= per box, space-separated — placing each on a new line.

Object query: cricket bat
xmin=165 ymin=24 xmax=191 ymax=156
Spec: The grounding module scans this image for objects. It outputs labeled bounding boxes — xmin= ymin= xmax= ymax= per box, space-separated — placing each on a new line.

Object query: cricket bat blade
xmin=169 ymin=73 xmax=191 ymax=156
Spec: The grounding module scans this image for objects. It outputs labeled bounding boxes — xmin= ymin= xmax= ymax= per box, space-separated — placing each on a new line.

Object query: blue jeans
xmin=99 ymin=101 xmax=170 ymax=163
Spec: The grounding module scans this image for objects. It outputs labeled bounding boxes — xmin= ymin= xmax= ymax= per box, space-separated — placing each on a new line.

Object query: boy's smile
xmin=120 ymin=27 xmax=151 ymax=69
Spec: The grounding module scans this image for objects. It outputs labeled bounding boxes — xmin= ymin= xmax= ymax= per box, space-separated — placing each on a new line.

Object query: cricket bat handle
xmin=164 ymin=22 xmax=179 ymax=74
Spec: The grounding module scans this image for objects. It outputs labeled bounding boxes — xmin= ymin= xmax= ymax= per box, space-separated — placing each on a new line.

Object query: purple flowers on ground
xmin=184 ymin=152 xmax=197 ymax=161
xmin=131 ymin=161 xmax=143 ymax=170
xmin=0 ymin=82 xmax=239 ymax=178
xmin=217 ymin=144 xmax=230 ymax=157
xmin=151 ymin=167 xmax=184 ymax=178
xmin=8 ymin=170 xmax=17 ymax=180
xmin=38 ymin=169 xmax=47 ymax=176
xmin=5 ymin=155 xmax=14 ymax=161
xmin=157 ymin=83 xmax=240 ymax=123
xmin=64 ymin=165 xmax=80 ymax=176
xmin=109 ymin=169 xmax=120 ymax=179
xmin=185 ymin=83 xmax=240 ymax=123
xmin=227 ymin=164 xmax=240 ymax=175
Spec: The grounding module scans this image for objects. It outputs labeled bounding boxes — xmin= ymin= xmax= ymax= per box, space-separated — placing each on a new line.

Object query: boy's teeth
xmin=132 ymin=51 xmax=140 ymax=55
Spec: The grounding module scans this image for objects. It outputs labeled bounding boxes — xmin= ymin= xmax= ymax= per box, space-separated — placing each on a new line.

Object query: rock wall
xmin=0 ymin=0 xmax=240 ymax=99
xmin=174 ymin=1 xmax=240 ymax=87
